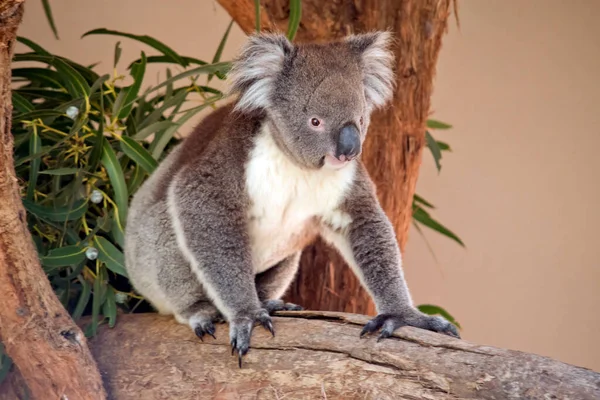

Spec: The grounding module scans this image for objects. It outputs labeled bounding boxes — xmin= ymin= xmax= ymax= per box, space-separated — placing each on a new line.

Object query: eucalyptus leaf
xmin=255 ymin=0 xmax=261 ymax=32
xmin=26 ymin=127 xmax=41 ymax=200
xmin=41 ymin=245 xmax=86 ymax=268
xmin=413 ymin=205 xmax=465 ymax=247
xmin=41 ymin=0 xmax=59 ymax=39
xmin=425 ymin=130 xmax=442 ymax=172
xmin=72 ymin=277 xmax=91 ymax=320
xmin=101 ymin=141 xmax=128 ymax=228
xmin=94 ymin=236 xmax=128 ymax=278
xmin=16 ymin=36 xmax=52 ymax=55
xmin=12 ymin=91 xmax=34 ymax=113
xmin=115 ymin=52 xmax=146 ymax=120
xmin=126 ymin=55 xmax=207 ymax=70
xmin=82 ymin=28 xmax=187 ymax=66
xmin=133 ymin=121 xmax=178 ymax=141
xmin=287 ymin=0 xmax=302 ymax=41
xmin=151 ymin=97 xmax=221 ymax=159
xmin=103 ymin=286 xmax=118 ymax=328
xmin=120 ymin=136 xmax=158 ymax=174
xmin=427 ymin=119 xmax=452 ymax=130
xmin=208 ymin=20 xmax=234 ymax=83
xmin=23 ymin=199 xmax=88 ymax=222
xmin=114 ymin=41 xmax=122 ymax=68
xmin=39 ymin=167 xmax=80 ymax=176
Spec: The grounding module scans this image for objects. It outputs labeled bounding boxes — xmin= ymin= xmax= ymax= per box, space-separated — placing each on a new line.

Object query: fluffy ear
xmin=227 ymin=33 xmax=293 ymax=112
xmin=345 ymin=31 xmax=395 ymax=109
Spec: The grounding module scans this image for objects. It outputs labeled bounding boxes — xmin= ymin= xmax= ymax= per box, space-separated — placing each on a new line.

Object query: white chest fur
xmin=245 ymin=125 xmax=356 ymax=273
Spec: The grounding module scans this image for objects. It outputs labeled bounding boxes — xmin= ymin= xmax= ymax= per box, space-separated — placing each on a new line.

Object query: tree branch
xmin=0 ymin=1 xmax=106 ymax=398
xmin=4 ymin=312 xmax=598 ymax=399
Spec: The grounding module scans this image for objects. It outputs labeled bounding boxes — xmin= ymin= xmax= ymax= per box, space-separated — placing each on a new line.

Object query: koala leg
xmin=255 ymin=252 xmax=303 ymax=313
xmin=168 ymin=180 xmax=274 ymax=367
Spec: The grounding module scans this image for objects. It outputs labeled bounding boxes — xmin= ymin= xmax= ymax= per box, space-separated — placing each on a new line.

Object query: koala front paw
xmin=229 ymin=308 xmax=274 ymax=368
xmin=360 ymin=311 xmax=460 ymax=341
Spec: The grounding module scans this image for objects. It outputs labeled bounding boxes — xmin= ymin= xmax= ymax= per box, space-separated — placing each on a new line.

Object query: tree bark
xmin=0 ymin=2 xmax=106 ymax=399
xmin=3 ymin=312 xmax=598 ymax=399
xmin=217 ymin=0 xmax=454 ymax=315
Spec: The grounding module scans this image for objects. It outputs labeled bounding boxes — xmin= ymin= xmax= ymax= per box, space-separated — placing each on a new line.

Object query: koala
xmin=124 ymin=31 xmax=459 ymax=368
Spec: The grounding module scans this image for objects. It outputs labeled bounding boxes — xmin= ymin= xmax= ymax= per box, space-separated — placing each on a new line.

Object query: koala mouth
xmin=323 ymin=153 xmax=351 ymax=169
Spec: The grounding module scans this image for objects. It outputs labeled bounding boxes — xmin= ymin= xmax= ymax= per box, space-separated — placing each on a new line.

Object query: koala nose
xmin=335 ymin=124 xmax=361 ymax=161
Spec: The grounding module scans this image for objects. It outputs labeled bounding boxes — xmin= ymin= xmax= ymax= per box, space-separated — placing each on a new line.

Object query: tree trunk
xmin=0 ymin=2 xmax=106 ymax=399
xmin=3 ymin=312 xmax=598 ymax=399
xmin=217 ymin=0 xmax=453 ymax=315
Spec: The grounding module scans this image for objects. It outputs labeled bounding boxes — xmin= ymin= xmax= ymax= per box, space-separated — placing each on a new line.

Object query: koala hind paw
xmin=229 ymin=308 xmax=274 ymax=368
xmin=262 ymin=299 xmax=304 ymax=314
xmin=360 ymin=312 xmax=460 ymax=341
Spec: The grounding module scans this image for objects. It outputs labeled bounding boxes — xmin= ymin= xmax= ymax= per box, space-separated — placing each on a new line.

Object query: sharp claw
xmin=265 ymin=321 xmax=275 ymax=337
xmin=194 ymin=327 xmax=204 ymax=342
xmin=238 ymin=354 xmax=243 ymax=368
xmin=360 ymin=326 xmax=370 ymax=338
xmin=231 ymin=339 xmax=237 ymax=356
xmin=209 ymin=332 xmax=217 ymax=340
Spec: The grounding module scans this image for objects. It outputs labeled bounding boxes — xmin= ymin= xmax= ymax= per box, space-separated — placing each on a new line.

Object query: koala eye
xmin=310 ymin=118 xmax=321 ymax=127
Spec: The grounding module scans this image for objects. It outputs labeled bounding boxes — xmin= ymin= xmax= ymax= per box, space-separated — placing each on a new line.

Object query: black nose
xmin=335 ymin=124 xmax=361 ymax=161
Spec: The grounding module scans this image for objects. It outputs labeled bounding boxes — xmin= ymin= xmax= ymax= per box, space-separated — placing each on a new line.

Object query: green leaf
xmin=133 ymin=121 xmax=178 ymax=141
xmin=16 ymin=36 xmax=51 ymax=55
xmin=115 ymin=52 xmax=146 ymax=120
xmin=208 ymin=20 xmax=234 ymax=83
xmin=41 ymin=0 xmax=59 ymax=39
xmin=417 ymin=304 xmax=462 ymax=329
xmin=39 ymin=167 xmax=80 ymax=176
xmin=413 ymin=206 xmax=465 ymax=247
xmin=413 ymin=194 xmax=435 ymax=209
xmin=286 ymin=0 xmax=302 ymax=41
xmin=425 ymin=131 xmax=442 ymax=173
xmin=94 ymin=236 xmax=128 ymax=278
xmin=41 ymin=245 xmax=86 ymax=268
xmin=72 ymin=277 xmax=91 ymax=320
xmin=12 ymin=67 xmax=66 ymax=90
xmin=135 ymin=62 xmax=231 ymax=104
xmin=26 ymin=127 xmax=41 ymax=200
xmin=114 ymin=41 xmax=122 ymax=68
xmin=119 ymin=136 xmax=157 ymax=174
xmin=137 ymin=90 xmax=187 ymax=131
xmin=89 ymin=74 xmax=110 ymax=96
xmin=23 ymin=199 xmax=88 ymax=222
xmin=427 ymin=119 xmax=452 ymax=130
xmin=12 ymin=91 xmax=34 ymax=113
xmin=103 ymin=286 xmax=118 ymax=328
xmin=151 ymin=98 xmax=221 ymax=159
xmin=437 ymin=141 xmax=451 ymax=152
xmin=126 ymin=55 xmax=207 ymax=70
xmin=127 ymin=165 xmax=145 ymax=194
xmin=13 ymin=109 xmax=65 ymax=124
xmin=82 ymin=28 xmax=187 ymax=66
xmin=254 ymin=0 xmax=261 ymax=32
xmin=90 ymin=267 xmax=107 ymax=337
xmin=110 ymin=212 xmax=125 ymax=248
xmin=101 ymin=141 xmax=128 ymax=228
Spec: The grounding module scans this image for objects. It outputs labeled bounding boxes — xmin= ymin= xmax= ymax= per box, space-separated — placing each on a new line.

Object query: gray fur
xmin=124 ymin=31 xmax=458 ymax=367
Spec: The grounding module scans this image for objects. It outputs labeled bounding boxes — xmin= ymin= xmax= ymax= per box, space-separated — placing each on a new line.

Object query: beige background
xmin=16 ymin=1 xmax=600 ymax=371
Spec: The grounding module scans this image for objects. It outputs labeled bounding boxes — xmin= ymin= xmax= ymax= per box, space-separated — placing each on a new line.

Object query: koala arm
xmin=320 ymin=165 xmax=459 ymax=338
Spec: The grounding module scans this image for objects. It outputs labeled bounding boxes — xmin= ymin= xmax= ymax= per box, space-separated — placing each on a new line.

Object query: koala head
xmin=228 ymin=31 xmax=395 ymax=170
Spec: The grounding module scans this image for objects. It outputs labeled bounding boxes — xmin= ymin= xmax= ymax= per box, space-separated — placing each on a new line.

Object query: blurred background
xmin=15 ymin=0 xmax=600 ymax=371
